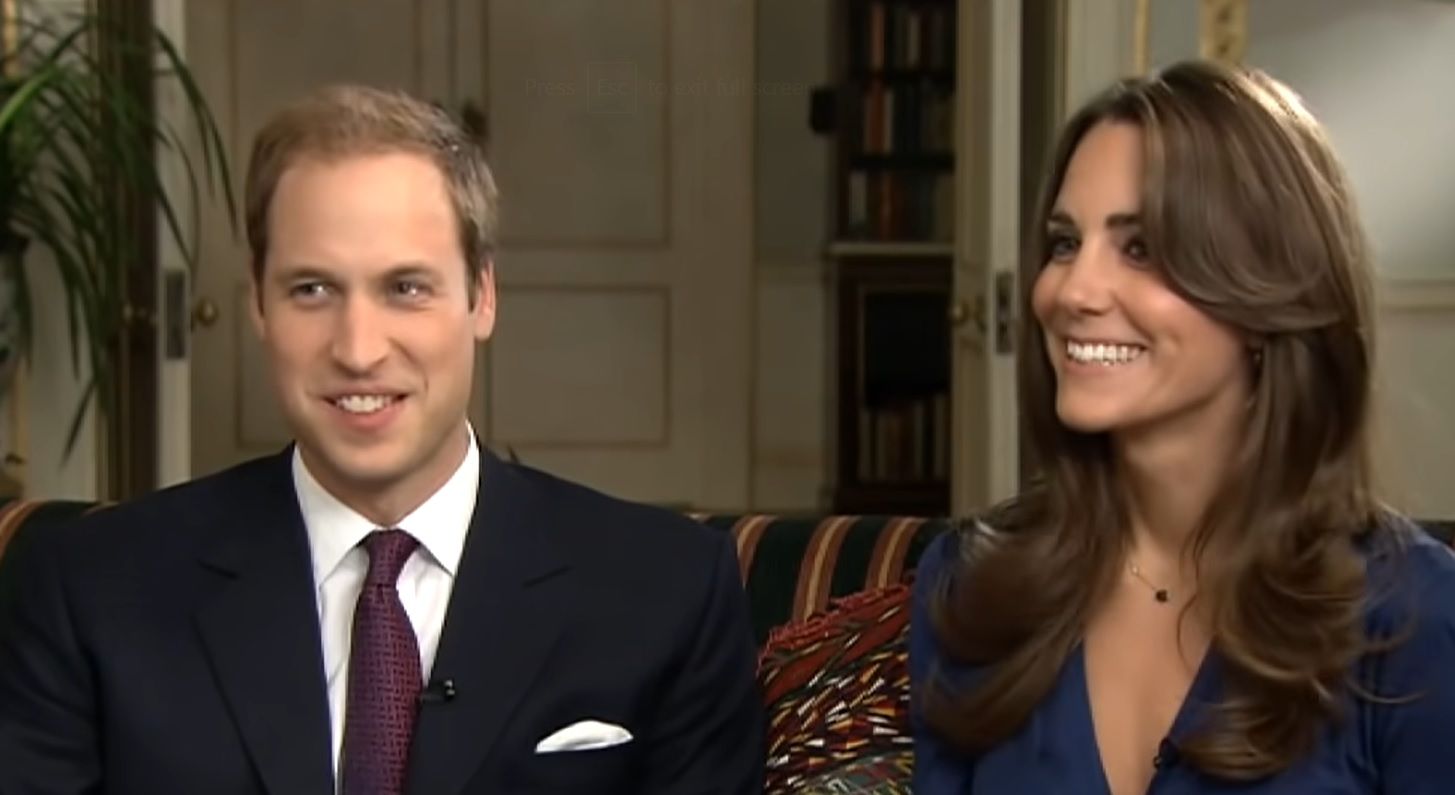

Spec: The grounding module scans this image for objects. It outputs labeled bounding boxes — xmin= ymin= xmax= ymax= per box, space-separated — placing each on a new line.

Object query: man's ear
xmin=472 ymin=261 xmax=497 ymax=342
xmin=248 ymin=273 xmax=266 ymax=340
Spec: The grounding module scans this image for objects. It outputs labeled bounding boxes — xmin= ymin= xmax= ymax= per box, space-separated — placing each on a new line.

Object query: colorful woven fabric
xmin=790 ymin=751 xmax=913 ymax=794
xmin=756 ymin=583 xmax=914 ymax=794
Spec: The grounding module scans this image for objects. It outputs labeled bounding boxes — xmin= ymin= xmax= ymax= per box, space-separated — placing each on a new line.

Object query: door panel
xmin=480 ymin=0 xmax=753 ymax=509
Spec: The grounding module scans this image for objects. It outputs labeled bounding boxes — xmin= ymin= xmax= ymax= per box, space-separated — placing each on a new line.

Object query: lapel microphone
xmin=420 ymin=678 xmax=457 ymax=705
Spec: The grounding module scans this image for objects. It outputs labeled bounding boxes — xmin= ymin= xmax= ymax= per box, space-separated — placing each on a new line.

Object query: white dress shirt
xmin=291 ymin=429 xmax=480 ymax=784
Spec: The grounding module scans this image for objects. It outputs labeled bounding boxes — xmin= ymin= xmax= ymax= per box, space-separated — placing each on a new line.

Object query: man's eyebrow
xmin=269 ymin=263 xmax=448 ymax=282
xmin=270 ymin=264 xmax=335 ymax=283
xmin=378 ymin=263 xmax=441 ymax=280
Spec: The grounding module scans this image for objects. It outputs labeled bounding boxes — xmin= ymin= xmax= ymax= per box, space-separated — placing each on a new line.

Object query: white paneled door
xmin=951 ymin=0 xmax=1023 ymax=513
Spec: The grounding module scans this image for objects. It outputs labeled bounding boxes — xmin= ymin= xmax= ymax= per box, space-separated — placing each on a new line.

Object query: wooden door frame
xmin=96 ymin=0 xmax=160 ymax=500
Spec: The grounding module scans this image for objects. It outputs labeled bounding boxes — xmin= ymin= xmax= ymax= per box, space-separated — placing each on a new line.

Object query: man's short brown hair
xmin=244 ymin=84 xmax=498 ymax=295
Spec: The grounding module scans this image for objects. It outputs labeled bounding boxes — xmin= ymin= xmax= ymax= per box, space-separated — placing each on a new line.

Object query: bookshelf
xmin=837 ymin=0 xmax=956 ymax=244
xmin=824 ymin=0 xmax=957 ymax=516
xmin=834 ymin=255 xmax=951 ymax=515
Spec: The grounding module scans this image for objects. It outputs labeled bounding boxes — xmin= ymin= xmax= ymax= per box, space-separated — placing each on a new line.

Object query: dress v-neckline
xmin=1072 ymin=641 xmax=1220 ymax=795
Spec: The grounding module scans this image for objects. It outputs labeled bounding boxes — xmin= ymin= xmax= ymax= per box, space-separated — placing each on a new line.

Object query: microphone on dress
xmin=1152 ymin=737 xmax=1180 ymax=770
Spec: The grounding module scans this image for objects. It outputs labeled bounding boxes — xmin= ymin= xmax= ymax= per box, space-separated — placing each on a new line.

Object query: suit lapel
xmin=194 ymin=450 xmax=334 ymax=795
xmin=406 ymin=449 xmax=571 ymax=795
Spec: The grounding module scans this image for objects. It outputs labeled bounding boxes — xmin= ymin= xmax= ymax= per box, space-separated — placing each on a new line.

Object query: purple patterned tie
xmin=341 ymin=530 xmax=422 ymax=795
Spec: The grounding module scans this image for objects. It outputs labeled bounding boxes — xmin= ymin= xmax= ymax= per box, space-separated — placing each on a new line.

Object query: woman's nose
xmin=1055 ymin=240 xmax=1117 ymax=315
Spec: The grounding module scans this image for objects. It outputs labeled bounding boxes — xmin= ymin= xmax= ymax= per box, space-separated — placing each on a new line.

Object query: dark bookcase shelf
xmin=848 ymin=153 xmax=953 ymax=170
xmin=831 ymin=256 xmax=952 ymax=517
xmin=827 ymin=1 xmax=959 ymax=517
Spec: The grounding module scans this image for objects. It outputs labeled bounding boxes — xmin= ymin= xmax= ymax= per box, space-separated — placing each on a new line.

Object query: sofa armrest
xmin=0 ymin=500 xmax=104 ymax=635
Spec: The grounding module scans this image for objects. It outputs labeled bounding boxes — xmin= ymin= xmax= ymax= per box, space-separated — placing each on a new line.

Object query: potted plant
xmin=0 ymin=8 xmax=233 ymax=459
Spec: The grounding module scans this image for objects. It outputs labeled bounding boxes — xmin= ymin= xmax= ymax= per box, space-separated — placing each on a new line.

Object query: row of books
xmin=857 ymin=393 xmax=951 ymax=484
xmin=848 ymin=1 xmax=956 ymax=75
xmin=857 ymin=80 xmax=955 ymax=156
xmin=844 ymin=170 xmax=953 ymax=241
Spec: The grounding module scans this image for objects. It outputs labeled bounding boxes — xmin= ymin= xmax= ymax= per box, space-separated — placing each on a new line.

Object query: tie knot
xmin=362 ymin=529 xmax=419 ymax=586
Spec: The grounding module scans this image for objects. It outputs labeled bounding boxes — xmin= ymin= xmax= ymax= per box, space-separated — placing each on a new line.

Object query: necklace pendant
xmin=1155 ymin=589 xmax=1169 ymax=603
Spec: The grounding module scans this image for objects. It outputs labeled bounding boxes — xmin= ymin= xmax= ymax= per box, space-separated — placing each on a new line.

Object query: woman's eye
xmin=1124 ymin=237 xmax=1150 ymax=264
xmin=1047 ymin=233 xmax=1079 ymax=262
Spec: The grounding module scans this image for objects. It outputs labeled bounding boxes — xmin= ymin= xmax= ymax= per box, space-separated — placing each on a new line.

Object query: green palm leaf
xmin=1 ymin=10 xmax=235 ymax=462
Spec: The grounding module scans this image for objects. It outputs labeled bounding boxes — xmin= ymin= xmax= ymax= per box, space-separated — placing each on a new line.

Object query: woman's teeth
xmin=1066 ymin=341 xmax=1144 ymax=366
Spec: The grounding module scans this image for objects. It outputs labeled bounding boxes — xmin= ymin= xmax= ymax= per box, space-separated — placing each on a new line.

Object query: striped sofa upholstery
xmin=690 ymin=514 xmax=952 ymax=644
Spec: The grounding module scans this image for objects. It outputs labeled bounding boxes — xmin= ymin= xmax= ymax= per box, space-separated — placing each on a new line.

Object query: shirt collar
xmin=293 ymin=425 xmax=481 ymax=584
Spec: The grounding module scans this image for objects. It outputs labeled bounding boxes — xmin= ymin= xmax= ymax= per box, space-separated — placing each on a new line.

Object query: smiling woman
xmin=1031 ymin=120 xmax=1255 ymax=443
xmin=910 ymin=59 xmax=1455 ymax=795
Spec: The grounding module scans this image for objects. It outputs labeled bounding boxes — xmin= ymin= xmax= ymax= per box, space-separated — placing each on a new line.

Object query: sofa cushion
xmin=691 ymin=514 xmax=950 ymax=645
xmin=1423 ymin=519 xmax=1454 ymax=545
xmin=756 ymin=583 xmax=913 ymax=794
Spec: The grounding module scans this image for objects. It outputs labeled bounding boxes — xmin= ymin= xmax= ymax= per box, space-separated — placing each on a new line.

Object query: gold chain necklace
xmin=1127 ymin=561 xmax=1171 ymax=603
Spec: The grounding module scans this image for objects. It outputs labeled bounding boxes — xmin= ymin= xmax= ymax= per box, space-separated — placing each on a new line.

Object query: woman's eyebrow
xmin=1105 ymin=212 xmax=1142 ymax=230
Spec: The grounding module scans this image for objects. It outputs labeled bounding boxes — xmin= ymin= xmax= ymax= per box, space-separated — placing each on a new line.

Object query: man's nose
xmin=330 ymin=297 xmax=389 ymax=373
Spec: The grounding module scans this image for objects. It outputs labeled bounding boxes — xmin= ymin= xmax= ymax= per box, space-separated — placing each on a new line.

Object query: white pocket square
xmin=534 ymin=720 xmax=634 ymax=754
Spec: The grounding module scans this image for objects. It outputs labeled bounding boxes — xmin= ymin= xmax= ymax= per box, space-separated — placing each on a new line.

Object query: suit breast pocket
xmin=507 ymin=744 xmax=635 ymax=793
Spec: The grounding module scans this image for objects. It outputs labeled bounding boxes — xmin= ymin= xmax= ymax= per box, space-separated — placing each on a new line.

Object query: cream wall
xmin=1247 ymin=1 xmax=1455 ymax=284
xmin=152 ymin=0 xmax=192 ymax=491
xmin=7 ymin=252 xmax=99 ymax=501
xmin=1145 ymin=0 xmax=1455 ymax=519
xmin=1149 ymin=0 xmax=1455 ymax=282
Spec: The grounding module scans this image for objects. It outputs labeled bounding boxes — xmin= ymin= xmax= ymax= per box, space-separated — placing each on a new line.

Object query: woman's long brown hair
xmin=925 ymin=60 xmax=1400 ymax=780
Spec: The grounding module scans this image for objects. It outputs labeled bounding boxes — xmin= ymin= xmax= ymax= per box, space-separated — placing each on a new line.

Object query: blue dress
xmin=909 ymin=523 xmax=1455 ymax=793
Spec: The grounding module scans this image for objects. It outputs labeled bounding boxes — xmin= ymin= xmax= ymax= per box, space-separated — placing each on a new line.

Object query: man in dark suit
xmin=0 ymin=85 xmax=764 ymax=794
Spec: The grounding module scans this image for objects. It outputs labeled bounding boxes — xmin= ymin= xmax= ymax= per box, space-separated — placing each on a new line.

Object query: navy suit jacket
xmin=0 ymin=447 xmax=765 ymax=794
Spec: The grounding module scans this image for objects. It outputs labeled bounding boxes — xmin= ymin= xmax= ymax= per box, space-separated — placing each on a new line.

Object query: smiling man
xmin=0 ymin=85 xmax=764 ymax=795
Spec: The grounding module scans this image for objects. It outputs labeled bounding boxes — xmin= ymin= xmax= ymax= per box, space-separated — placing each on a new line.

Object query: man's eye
xmin=289 ymin=282 xmax=330 ymax=300
xmin=393 ymin=280 xmax=428 ymax=297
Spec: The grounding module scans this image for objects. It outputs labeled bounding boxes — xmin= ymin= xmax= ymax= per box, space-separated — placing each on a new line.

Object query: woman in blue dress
xmin=910 ymin=59 xmax=1455 ymax=794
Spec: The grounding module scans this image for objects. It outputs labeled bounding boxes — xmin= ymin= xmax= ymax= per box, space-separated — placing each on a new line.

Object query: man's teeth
xmin=334 ymin=395 xmax=397 ymax=414
xmin=1067 ymin=341 xmax=1144 ymax=366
